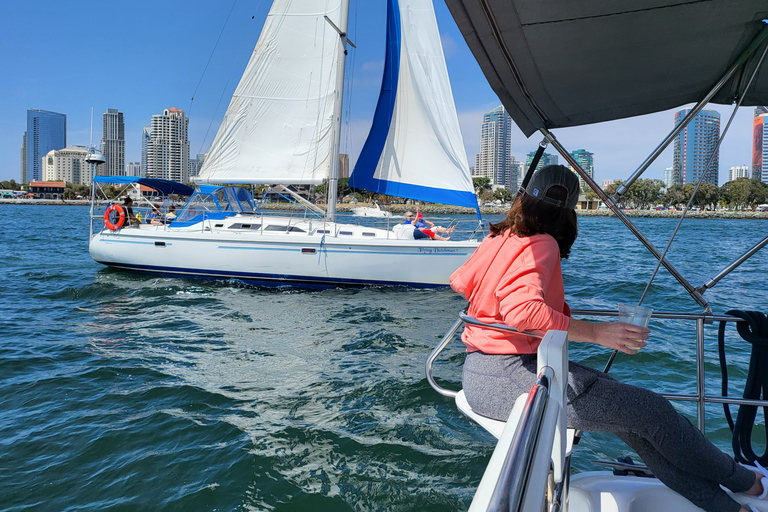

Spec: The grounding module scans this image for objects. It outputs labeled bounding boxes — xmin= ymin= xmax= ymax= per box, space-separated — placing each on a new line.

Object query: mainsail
xmin=350 ymin=0 xmax=478 ymax=210
xmin=197 ymin=0 xmax=344 ymax=185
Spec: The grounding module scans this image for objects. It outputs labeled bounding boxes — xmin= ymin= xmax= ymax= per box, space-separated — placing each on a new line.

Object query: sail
xmin=350 ymin=0 xmax=478 ymax=210
xmin=444 ymin=0 xmax=768 ymax=137
xmin=196 ymin=0 xmax=344 ymax=185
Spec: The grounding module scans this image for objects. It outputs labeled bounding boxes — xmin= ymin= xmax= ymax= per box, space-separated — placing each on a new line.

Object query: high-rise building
xmin=42 ymin=146 xmax=98 ymax=185
xmin=141 ymin=125 xmax=151 ymax=177
xmin=126 ymin=162 xmax=141 ymax=176
xmin=101 ymin=108 xmax=125 ymax=177
xmin=22 ymin=109 xmax=66 ymax=183
xmin=568 ymin=149 xmax=594 ymax=190
xmin=525 ymin=151 xmax=558 ymax=171
xmin=664 ymin=167 xmax=680 ymax=188
xmin=752 ymin=107 xmax=768 ymax=183
xmin=144 ymin=107 xmax=190 ymax=182
xmin=476 ymin=105 xmax=517 ymax=190
xmin=728 ymin=165 xmax=750 ymax=182
xmin=673 ymin=108 xmax=720 ymax=185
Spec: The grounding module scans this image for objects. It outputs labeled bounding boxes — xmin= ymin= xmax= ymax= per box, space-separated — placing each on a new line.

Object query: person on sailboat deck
xmin=405 ymin=212 xmax=451 ymax=240
xmin=414 ymin=208 xmax=455 ymax=235
xmin=123 ymin=197 xmax=140 ymax=227
xmin=404 ymin=211 xmax=451 ymax=241
xmin=449 ymin=165 xmax=768 ymax=512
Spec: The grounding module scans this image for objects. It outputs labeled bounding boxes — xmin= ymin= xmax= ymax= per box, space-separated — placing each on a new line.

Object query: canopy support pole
xmin=539 ymin=128 xmax=709 ymax=309
xmin=614 ymin=23 xmax=768 ymax=198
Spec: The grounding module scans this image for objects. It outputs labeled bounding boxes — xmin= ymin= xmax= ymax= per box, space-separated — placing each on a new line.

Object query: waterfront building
xmin=476 ymin=105 xmax=517 ymax=190
xmin=126 ymin=162 xmax=141 ymax=176
xmin=568 ymin=149 xmax=594 ymax=190
xmin=28 ymin=180 xmax=66 ymax=199
xmin=664 ymin=167 xmax=680 ymax=188
xmin=602 ymin=179 xmax=619 ymax=189
xmin=728 ymin=165 xmax=751 ymax=182
xmin=752 ymin=107 xmax=768 ymax=182
xmin=42 ymin=146 xmax=97 ymax=185
xmin=101 ymin=109 xmax=125 ymax=177
xmin=144 ymin=108 xmax=189 ymax=182
xmin=22 ymin=109 xmax=66 ymax=183
xmin=673 ymin=108 xmax=720 ymax=185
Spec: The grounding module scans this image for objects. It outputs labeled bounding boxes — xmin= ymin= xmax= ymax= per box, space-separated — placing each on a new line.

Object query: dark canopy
xmin=93 ymin=176 xmax=194 ymax=196
xmin=445 ymin=0 xmax=768 ymax=136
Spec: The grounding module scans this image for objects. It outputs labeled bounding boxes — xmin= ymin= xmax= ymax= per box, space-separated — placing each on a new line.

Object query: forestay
xmin=444 ymin=0 xmax=768 ymax=136
xmin=196 ymin=0 xmax=344 ymax=185
xmin=350 ymin=0 xmax=478 ymax=210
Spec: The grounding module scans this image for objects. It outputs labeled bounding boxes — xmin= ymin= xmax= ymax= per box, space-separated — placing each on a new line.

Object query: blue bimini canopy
xmin=93 ymin=176 xmax=194 ymax=197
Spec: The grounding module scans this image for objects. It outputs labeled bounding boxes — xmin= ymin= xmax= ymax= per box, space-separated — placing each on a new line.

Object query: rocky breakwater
xmin=577 ymin=208 xmax=768 ymax=219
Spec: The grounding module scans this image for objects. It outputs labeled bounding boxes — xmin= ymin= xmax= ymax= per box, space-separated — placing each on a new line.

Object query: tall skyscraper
xmin=144 ymin=107 xmax=190 ymax=182
xmin=568 ymin=149 xmax=594 ymax=190
xmin=752 ymin=107 xmax=768 ymax=183
xmin=476 ymin=105 xmax=516 ymax=190
xmin=141 ymin=125 xmax=151 ymax=177
xmin=664 ymin=167 xmax=679 ymax=188
xmin=22 ymin=109 xmax=66 ymax=183
xmin=101 ymin=108 xmax=125 ymax=177
xmin=525 ymin=151 xmax=558 ymax=171
xmin=673 ymin=108 xmax=720 ymax=185
xmin=126 ymin=162 xmax=141 ymax=176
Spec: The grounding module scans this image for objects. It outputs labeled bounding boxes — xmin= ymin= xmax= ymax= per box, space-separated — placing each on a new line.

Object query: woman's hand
xmin=567 ymin=318 xmax=649 ymax=355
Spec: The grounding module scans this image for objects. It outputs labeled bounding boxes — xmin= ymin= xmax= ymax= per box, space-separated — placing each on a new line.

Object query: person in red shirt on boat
xmin=450 ymin=165 xmax=767 ymax=512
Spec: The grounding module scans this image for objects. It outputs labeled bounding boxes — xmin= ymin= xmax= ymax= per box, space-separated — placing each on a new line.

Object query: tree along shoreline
xmin=3 ymin=198 xmax=768 ymax=219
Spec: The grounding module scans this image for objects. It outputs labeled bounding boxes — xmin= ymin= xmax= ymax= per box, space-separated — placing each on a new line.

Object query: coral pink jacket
xmin=450 ymin=232 xmax=571 ymax=354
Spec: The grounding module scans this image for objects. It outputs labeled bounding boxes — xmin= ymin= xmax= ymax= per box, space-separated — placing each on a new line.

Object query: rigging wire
xmin=636 ymin=41 xmax=768 ymax=308
xmin=187 ymin=0 xmax=240 ymax=117
xmin=195 ymin=0 xmax=265 ymax=159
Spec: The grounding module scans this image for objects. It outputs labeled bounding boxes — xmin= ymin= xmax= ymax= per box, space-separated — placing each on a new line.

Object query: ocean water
xmin=1 ymin=204 xmax=767 ymax=511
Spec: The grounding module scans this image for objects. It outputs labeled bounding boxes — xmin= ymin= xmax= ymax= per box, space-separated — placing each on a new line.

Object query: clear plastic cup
xmin=618 ymin=303 xmax=652 ymax=351
xmin=617 ymin=303 xmax=653 ymax=327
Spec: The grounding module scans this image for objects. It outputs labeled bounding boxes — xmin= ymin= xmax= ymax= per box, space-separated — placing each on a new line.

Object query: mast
xmin=325 ymin=0 xmax=350 ymax=222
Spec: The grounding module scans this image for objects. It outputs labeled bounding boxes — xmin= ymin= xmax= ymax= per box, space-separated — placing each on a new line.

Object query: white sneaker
xmin=753 ymin=461 xmax=768 ymax=501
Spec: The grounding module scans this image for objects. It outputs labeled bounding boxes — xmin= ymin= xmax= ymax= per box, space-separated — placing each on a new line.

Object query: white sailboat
xmin=89 ymin=0 xmax=481 ymax=288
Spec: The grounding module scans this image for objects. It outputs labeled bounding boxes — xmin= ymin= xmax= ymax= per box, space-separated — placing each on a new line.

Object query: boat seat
xmin=392 ymin=224 xmax=416 ymax=240
xmin=456 ymin=389 xmax=576 ymax=453
xmin=455 ymin=389 xmax=524 ymax=440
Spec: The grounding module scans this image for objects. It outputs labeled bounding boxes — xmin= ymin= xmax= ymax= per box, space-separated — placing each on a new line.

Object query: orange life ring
xmin=104 ymin=204 xmax=126 ymax=230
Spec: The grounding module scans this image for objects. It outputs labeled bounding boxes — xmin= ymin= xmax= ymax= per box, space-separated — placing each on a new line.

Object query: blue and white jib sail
xmin=350 ymin=0 xmax=478 ymax=211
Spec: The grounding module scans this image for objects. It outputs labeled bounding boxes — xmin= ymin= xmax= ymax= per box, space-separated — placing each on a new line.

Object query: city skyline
xmin=0 ymin=1 xmax=758 ymax=186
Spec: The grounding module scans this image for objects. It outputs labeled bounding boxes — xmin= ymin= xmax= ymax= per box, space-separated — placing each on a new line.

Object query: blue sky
xmin=0 ymin=0 xmax=756 ymax=185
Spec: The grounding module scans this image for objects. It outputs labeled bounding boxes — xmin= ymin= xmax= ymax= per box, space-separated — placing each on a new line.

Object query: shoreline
xmin=2 ymin=198 xmax=767 ymax=219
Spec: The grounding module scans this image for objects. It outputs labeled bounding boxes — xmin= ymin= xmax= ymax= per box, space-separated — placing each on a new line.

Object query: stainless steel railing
xmin=426 ymin=308 xmax=768 ymax=434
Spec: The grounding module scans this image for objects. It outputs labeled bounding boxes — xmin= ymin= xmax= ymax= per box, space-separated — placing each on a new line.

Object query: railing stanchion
xmin=696 ymin=317 xmax=706 ymax=432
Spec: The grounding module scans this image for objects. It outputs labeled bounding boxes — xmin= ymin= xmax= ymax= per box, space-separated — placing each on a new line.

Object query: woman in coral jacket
xmin=450 ymin=165 xmax=765 ymax=512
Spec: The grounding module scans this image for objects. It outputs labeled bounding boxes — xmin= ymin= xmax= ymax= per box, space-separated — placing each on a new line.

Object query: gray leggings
xmin=462 ymin=351 xmax=756 ymax=512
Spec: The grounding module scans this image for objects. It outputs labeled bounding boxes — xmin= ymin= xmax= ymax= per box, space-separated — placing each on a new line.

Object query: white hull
xmin=90 ymin=214 xmax=478 ymax=288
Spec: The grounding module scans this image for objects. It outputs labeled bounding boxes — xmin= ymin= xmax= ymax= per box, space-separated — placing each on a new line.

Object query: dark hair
xmin=489 ymin=187 xmax=578 ymax=258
